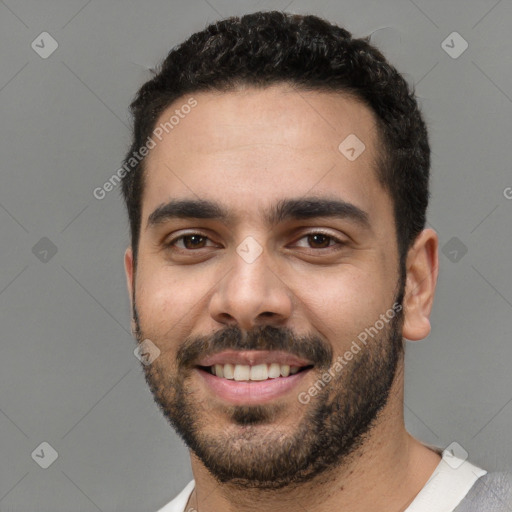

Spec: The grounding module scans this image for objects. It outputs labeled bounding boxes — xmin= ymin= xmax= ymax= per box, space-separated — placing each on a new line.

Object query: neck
xmin=185 ymin=368 xmax=441 ymax=512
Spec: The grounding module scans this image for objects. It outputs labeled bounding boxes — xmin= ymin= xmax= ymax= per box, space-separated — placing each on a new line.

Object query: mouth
xmin=197 ymin=362 xmax=314 ymax=380
xmin=194 ymin=351 xmax=315 ymax=405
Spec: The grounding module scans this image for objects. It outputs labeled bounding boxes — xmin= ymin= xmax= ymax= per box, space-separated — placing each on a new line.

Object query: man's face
xmin=125 ymin=85 xmax=406 ymax=488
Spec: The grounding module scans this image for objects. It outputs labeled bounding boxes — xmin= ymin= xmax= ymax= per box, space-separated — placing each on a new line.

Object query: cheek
xmin=135 ymin=263 xmax=218 ymax=340
xmin=135 ymin=282 xmax=192 ymax=368
xmin=135 ymin=269 xmax=189 ymax=331
xmin=290 ymin=267 xmax=392 ymax=346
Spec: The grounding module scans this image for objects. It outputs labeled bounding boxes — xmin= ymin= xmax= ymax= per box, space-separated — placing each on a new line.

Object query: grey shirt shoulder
xmin=454 ymin=472 xmax=512 ymax=512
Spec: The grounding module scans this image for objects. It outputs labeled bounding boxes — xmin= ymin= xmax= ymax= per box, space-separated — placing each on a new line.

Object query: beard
xmin=133 ymin=282 xmax=405 ymax=490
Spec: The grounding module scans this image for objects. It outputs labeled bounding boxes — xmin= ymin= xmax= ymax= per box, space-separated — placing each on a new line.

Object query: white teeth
xmin=223 ymin=363 xmax=234 ymax=379
xmin=250 ymin=364 xmax=268 ymax=381
xmin=233 ymin=364 xmax=250 ymax=381
xmin=210 ymin=363 xmax=304 ymax=380
xmin=268 ymin=363 xmax=281 ymax=378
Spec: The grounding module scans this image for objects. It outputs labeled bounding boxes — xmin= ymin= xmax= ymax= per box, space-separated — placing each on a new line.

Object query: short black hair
xmin=120 ymin=11 xmax=430 ymax=273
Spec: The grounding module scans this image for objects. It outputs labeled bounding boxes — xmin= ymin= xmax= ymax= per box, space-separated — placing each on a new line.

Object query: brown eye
xmin=294 ymin=232 xmax=343 ymax=250
xmin=181 ymin=234 xmax=207 ymax=249
xmin=307 ymin=233 xmax=333 ymax=249
xmin=165 ymin=233 xmax=214 ymax=251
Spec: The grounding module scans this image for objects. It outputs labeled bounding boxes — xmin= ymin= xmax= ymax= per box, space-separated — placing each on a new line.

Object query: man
xmin=121 ymin=11 xmax=512 ymax=512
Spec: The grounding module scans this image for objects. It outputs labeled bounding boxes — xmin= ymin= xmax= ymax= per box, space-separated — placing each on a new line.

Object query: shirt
xmin=156 ymin=450 xmax=512 ymax=512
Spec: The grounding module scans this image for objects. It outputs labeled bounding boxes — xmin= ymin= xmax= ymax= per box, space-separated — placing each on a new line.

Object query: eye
xmin=293 ymin=232 xmax=346 ymax=250
xmin=163 ymin=231 xmax=346 ymax=254
xmin=165 ymin=232 xmax=216 ymax=251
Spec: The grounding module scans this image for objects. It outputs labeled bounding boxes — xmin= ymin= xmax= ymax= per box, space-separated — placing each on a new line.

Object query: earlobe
xmin=124 ymin=247 xmax=133 ymax=299
xmin=401 ymin=229 xmax=439 ymax=342
xmin=124 ymin=247 xmax=138 ymax=336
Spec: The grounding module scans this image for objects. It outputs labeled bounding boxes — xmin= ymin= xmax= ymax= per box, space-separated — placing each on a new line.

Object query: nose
xmin=208 ymin=244 xmax=293 ymax=331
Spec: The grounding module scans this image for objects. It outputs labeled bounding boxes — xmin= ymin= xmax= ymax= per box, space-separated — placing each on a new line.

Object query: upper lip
xmin=196 ymin=350 xmax=314 ymax=368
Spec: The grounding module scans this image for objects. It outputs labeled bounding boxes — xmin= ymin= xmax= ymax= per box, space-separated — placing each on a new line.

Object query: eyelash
xmin=164 ymin=231 xmax=346 ymax=252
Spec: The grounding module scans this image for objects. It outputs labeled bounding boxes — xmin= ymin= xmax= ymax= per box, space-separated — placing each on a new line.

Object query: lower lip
xmin=195 ymin=367 xmax=312 ymax=405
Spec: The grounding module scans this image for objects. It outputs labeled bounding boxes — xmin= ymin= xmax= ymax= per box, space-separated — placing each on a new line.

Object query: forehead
xmin=141 ymin=84 xmax=390 ymax=230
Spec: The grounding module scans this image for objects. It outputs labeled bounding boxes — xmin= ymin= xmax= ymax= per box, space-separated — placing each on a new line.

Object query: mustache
xmin=176 ymin=324 xmax=333 ymax=370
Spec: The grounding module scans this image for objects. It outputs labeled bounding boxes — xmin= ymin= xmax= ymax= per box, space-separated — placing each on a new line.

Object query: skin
xmin=124 ymin=84 xmax=441 ymax=512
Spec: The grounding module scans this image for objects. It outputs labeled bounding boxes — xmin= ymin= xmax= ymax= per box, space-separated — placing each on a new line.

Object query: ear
xmin=124 ymin=247 xmax=136 ymax=334
xmin=402 ymin=228 xmax=439 ymax=341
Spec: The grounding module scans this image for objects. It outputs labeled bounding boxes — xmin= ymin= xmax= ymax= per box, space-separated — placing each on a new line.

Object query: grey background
xmin=0 ymin=0 xmax=511 ymax=510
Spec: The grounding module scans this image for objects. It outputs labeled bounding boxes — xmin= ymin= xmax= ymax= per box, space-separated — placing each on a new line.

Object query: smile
xmin=200 ymin=362 xmax=312 ymax=381
xmin=194 ymin=350 xmax=315 ymax=404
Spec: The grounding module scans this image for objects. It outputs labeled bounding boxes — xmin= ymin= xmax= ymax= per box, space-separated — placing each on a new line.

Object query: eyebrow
xmin=146 ymin=197 xmax=371 ymax=231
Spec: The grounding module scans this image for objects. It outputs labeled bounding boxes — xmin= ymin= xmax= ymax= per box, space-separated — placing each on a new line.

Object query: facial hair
xmin=133 ymin=284 xmax=404 ymax=490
